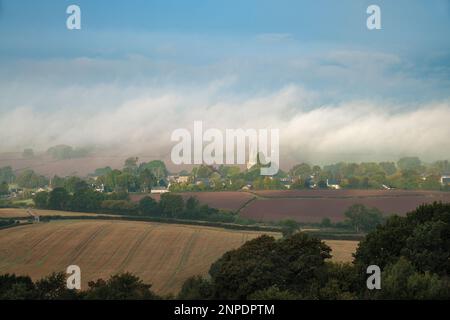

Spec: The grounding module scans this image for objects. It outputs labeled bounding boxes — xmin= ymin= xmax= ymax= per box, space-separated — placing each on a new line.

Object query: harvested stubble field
xmin=0 ymin=219 xmax=356 ymax=295
xmin=130 ymin=191 xmax=255 ymax=211
xmin=0 ymin=208 xmax=108 ymax=219
xmin=241 ymin=190 xmax=450 ymax=223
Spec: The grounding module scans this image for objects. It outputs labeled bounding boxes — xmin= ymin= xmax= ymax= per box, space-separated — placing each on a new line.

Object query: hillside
xmin=0 ymin=219 xmax=357 ymax=295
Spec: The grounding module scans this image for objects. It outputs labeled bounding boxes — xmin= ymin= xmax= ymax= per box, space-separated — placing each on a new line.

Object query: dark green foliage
xmin=34 ymin=272 xmax=80 ymax=300
xmin=16 ymin=169 xmax=48 ymax=189
xmin=0 ymin=166 xmax=15 ymax=184
xmin=344 ymin=204 xmax=384 ymax=233
xmin=372 ymin=258 xmax=449 ymax=300
xmin=84 ymin=273 xmax=159 ymax=300
xmin=33 ymin=191 xmax=49 ymax=208
xmin=138 ymin=196 xmax=159 ymax=216
xmin=47 ymin=187 xmax=70 ymax=210
xmin=177 ymin=276 xmax=213 ymax=300
xmin=209 ymin=233 xmax=331 ymax=299
xmin=318 ymin=263 xmax=359 ymax=300
xmin=397 ymin=157 xmax=422 ymax=172
xmin=279 ymin=219 xmax=300 ymax=238
xmin=0 ymin=272 xmax=159 ymax=300
xmin=64 ymin=176 xmax=89 ymax=193
xmin=355 ymin=202 xmax=450 ymax=275
xmin=0 ymin=181 xmax=9 ymax=195
xmin=0 ymin=274 xmax=36 ymax=299
xmin=100 ymin=200 xmax=138 ymax=215
xmin=69 ymin=189 xmax=104 ymax=212
xmin=159 ymin=193 xmax=184 ymax=217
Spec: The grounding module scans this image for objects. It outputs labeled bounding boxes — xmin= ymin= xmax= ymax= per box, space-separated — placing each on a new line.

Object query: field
xmin=0 ymin=208 xmax=109 ymax=219
xmin=130 ymin=191 xmax=255 ymax=211
xmin=0 ymin=219 xmax=356 ymax=295
xmin=240 ymin=190 xmax=450 ymax=223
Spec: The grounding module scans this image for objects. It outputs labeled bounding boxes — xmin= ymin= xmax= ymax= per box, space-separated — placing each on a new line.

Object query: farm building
xmin=150 ymin=187 xmax=169 ymax=194
xmin=441 ymin=175 xmax=450 ymax=186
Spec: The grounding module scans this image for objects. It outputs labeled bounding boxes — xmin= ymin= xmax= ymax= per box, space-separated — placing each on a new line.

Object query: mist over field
xmin=1 ymin=83 xmax=449 ymax=165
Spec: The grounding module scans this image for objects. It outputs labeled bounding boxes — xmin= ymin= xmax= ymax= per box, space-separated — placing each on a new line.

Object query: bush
xmin=100 ymin=200 xmax=138 ymax=215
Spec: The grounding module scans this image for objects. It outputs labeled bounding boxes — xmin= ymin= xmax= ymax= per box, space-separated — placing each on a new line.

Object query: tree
xmin=0 ymin=181 xmax=9 ymax=195
xmin=397 ymin=157 xmax=422 ymax=172
xmin=138 ymin=168 xmax=155 ymax=192
xmin=354 ymin=202 xmax=450 ymax=276
xmin=290 ymin=163 xmax=312 ymax=179
xmin=177 ymin=276 xmax=212 ymax=300
xmin=0 ymin=274 xmax=36 ymax=299
xmin=124 ymin=157 xmax=139 ymax=175
xmin=185 ymin=196 xmax=200 ymax=212
xmin=0 ymin=166 xmax=15 ymax=184
xmin=16 ymin=169 xmax=48 ymax=189
xmin=159 ymin=193 xmax=184 ymax=218
xmin=34 ymin=191 xmax=49 ymax=209
xmin=344 ymin=204 xmax=384 ymax=233
xmin=208 ymin=233 xmax=331 ymax=299
xmin=138 ymin=196 xmax=159 ymax=216
xmin=69 ymin=189 xmax=104 ymax=212
xmin=279 ymin=219 xmax=300 ymax=238
xmin=64 ymin=176 xmax=89 ymax=193
xmin=379 ymin=162 xmax=397 ymax=176
xmin=401 ymin=220 xmax=450 ymax=275
xmin=139 ymin=161 xmax=168 ymax=182
xmin=47 ymin=187 xmax=70 ymax=210
xmin=35 ymin=272 xmax=79 ymax=300
xmin=373 ymin=257 xmax=449 ymax=300
xmin=85 ymin=273 xmax=159 ymax=300
xmin=321 ymin=217 xmax=332 ymax=228
xmin=93 ymin=166 xmax=112 ymax=177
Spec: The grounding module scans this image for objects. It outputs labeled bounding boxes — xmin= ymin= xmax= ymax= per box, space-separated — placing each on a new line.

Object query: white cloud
xmin=1 ymin=83 xmax=449 ymax=166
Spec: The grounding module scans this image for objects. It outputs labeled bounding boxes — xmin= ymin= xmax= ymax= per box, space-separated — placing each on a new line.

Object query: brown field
xmin=130 ymin=191 xmax=255 ymax=211
xmin=252 ymin=189 xmax=450 ymax=198
xmin=241 ymin=190 xmax=450 ymax=223
xmin=0 ymin=219 xmax=356 ymax=295
xmin=326 ymin=240 xmax=359 ymax=263
xmin=0 ymin=208 xmax=108 ymax=219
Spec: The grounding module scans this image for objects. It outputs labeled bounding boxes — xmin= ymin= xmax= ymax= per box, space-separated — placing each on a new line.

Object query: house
xmin=326 ymin=179 xmax=341 ymax=190
xmin=195 ymin=178 xmax=211 ymax=187
xmin=151 ymin=187 xmax=169 ymax=194
xmin=441 ymin=175 xmax=450 ymax=186
xmin=280 ymin=178 xmax=292 ymax=189
xmin=176 ymin=176 xmax=190 ymax=184
xmin=168 ymin=175 xmax=190 ymax=184
xmin=95 ymin=183 xmax=105 ymax=193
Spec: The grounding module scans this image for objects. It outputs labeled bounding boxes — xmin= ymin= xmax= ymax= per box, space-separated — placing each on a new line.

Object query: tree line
xmin=33 ymin=185 xmax=239 ymax=224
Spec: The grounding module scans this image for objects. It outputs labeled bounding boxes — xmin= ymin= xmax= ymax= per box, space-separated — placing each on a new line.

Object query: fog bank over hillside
xmin=0 ymin=85 xmax=449 ymax=165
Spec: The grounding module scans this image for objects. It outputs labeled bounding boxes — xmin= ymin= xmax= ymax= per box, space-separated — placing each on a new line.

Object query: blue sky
xmin=0 ymin=1 xmax=449 ymax=163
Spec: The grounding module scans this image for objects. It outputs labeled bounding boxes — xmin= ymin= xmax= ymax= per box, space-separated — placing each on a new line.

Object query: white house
xmin=441 ymin=175 xmax=450 ymax=186
xmin=326 ymin=179 xmax=341 ymax=190
xmin=151 ymin=187 xmax=169 ymax=194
